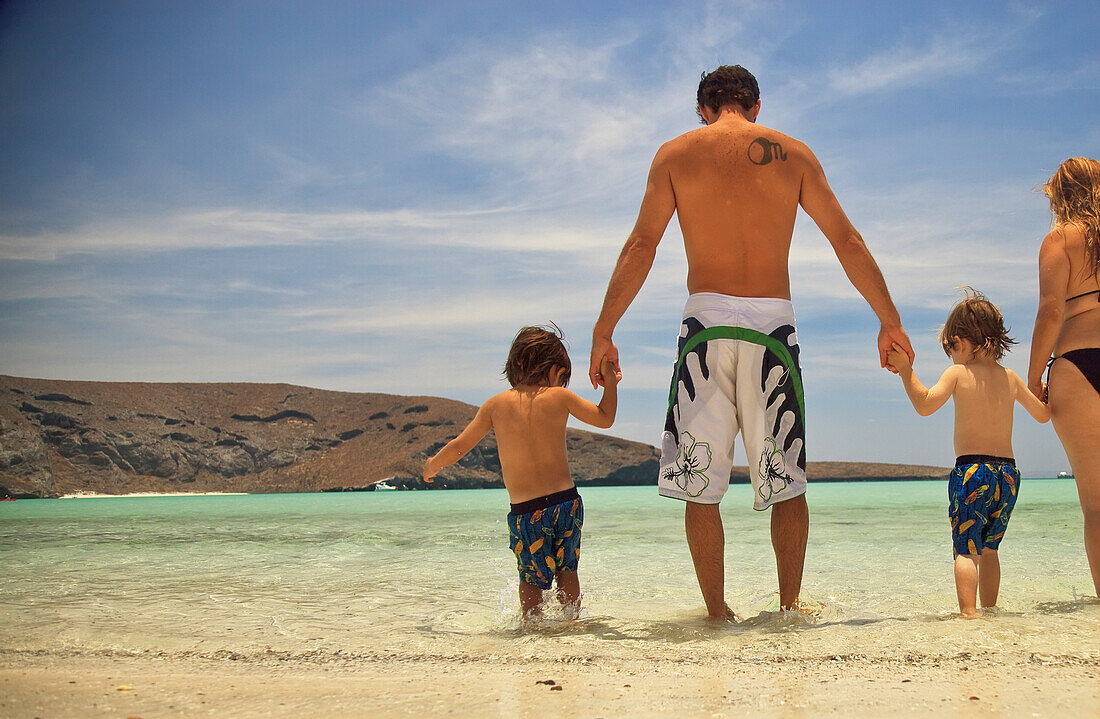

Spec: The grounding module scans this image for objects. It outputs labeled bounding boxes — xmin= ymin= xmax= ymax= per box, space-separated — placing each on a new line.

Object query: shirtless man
xmin=588 ymin=65 xmax=913 ymax=618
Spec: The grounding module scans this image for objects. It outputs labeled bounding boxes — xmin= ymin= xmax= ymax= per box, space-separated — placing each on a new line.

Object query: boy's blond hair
xmin=503 ymin=325 xmax=571 ymax=388
xmin=939 ymin=287 xmax=1016 ymax=361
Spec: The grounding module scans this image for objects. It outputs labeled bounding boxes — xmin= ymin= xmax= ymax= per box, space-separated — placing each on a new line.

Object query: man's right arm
xmin=797 ymin=147 xmax=912 ymax=372
xmin=589 ymin=144 xmax=677 ymax=388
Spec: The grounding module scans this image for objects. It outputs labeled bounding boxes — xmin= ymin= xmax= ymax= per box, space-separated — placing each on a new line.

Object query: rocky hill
xmin=0 ymin=375 xmax=660 ymax=498
xmin=0 ymin=376 xmax=948 ymax=498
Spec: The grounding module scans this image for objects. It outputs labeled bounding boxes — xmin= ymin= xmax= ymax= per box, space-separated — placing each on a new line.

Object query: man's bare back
xmin=659 ymin=118 xmax=806 ymax=298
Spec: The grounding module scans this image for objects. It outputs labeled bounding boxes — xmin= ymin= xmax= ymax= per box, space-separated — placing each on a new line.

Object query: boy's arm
xmin=1011 ymin=370 xmax=1051 ymax=423
xmin=423 ymin=402 xmax=493 ymax=481
xmin=566 ymin=360 xmax=619 ymax=429
xmin=888 ymin=344 xmax=957 ymax=416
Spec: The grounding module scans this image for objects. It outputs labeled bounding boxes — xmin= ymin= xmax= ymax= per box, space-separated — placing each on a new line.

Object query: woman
xmin=1028 ymin=157 xmax=1100 ymax=597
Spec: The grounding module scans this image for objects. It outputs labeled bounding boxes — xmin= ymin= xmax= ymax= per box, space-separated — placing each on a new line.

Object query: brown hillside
xmin=0 ymin=376 xmax=658 ymax=498
xmin=0 ymin=376 xmax=947 ymax=498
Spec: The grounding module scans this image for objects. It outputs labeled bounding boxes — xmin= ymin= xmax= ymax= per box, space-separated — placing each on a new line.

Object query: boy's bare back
xmin=946 ymin=360 xmax=1030 ymax=457
xmin=483 ymin=386 xmax=582 ymax=504
xmin=423 ymin=356 xmax=618 ymax=505
xmin=888 ymin=342 xmax=1049 ymax=457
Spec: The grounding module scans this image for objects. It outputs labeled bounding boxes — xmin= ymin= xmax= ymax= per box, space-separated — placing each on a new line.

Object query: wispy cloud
xmin=826 ymin=34 xmax=993 ymax=96
xmin=0 ymin=205 xmax=629 ymax=261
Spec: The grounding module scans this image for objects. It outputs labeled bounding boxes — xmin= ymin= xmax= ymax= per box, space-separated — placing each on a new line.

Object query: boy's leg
xmin=519 ymin=581 xmax=543 ymax=620
xmin=555 ymin=570 xmax=581 ymax=619
xmin=978 ymin=548 xmax=1000 ymax=608
xmin=771 ymin=494 xmax=809 ymax=610
xmin=954 ymin=553 xmax=980 ymax=618
xmin=685 ymin=502 xmax=737 ymax=620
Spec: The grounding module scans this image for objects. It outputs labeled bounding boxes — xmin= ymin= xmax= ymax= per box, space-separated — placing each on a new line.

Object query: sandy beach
xmin=2 ymin=649 xmax=1097 ymax=718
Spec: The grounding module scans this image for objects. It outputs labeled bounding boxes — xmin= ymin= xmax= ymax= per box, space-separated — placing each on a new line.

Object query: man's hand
xmin=589 ymin=336 xmax=622 ymax=389
xmin=879 ymin=325 xmax=913 ymax=374
xmin=886 ymin=343 xmax=912 ymax=373
xmin=422 ymin=458 xmax=436 ymax=484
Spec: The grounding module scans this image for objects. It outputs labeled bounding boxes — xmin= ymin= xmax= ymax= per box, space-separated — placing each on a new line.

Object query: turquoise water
xmin=1 ymin=481 xmax=1096 ymax=663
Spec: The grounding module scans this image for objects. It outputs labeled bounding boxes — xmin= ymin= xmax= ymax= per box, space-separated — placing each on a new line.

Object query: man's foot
xmin=706 ymin=603 xmax=741 ymax=623
xmin=959 ymin=608 xmax=981 ymax=619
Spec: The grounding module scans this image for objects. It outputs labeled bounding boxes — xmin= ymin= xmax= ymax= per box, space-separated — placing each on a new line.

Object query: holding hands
xmin=886 ymin=342 xmax=913 ymax=373
xmin=879 ymin=325 xmax=914 ymax=374
xmin=589 ymin=336 xmax=622 ymax=389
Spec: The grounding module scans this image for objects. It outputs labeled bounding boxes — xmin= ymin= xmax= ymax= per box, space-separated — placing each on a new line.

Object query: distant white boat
xmin=1058 ymin=471 xmax=1074 ymax=479
xmin=374 ymin=480 xmax=397 ymax=491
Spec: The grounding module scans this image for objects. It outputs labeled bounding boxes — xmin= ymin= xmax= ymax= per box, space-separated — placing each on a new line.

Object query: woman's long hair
xmin=1044 ymin=157 xmax=1100 ymax=278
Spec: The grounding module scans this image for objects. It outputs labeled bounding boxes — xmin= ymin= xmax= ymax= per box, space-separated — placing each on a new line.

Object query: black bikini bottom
xmin=1054 ymin=348 xmax=1100 ymax=396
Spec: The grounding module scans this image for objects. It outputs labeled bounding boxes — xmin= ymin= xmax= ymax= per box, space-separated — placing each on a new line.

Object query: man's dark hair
xmin=697 ymin=65 xmax=759 ymax=114
xmin=503 ymin=324 xmax=571 ymax=388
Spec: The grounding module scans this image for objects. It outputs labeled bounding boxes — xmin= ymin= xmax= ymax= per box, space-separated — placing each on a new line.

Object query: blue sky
xmin=1 ymin=1 xmax=1098 ymax=475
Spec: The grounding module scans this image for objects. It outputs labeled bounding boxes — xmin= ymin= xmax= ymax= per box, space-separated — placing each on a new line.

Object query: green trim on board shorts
xmin=666 ymin=325 xmax=805 ymax=420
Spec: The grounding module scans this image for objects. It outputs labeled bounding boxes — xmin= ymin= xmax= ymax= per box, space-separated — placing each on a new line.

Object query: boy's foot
xmin=790 ymin=598 xmax=825 ymax=617
xmin=959 ymin=608 xmax=982 ymax=619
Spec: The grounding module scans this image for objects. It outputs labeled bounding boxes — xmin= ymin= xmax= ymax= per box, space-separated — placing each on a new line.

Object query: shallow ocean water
xmin=1 ymin=481 xmax=1096 ymax=663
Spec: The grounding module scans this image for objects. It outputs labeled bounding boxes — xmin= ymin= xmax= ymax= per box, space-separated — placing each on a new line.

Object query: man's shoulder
xmin=664 ymin=123 xmax=812 ymax=159
xmin=752 ymin=124 xmax=811 ymax=158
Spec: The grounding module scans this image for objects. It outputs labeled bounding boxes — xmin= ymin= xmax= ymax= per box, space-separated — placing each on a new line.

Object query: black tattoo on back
xmin=747 ymin=137 xmax=787 ymax=165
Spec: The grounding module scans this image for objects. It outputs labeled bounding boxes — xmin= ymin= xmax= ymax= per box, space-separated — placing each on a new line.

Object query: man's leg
xmin=771 ymin=493 xmax=808 ymax=610
xmin=685 ymin=502 xmax=736 ymax=620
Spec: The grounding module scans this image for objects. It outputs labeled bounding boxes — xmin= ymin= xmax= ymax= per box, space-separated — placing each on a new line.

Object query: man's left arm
xmin=589 ymin=145 xmax=677 ymax=388
xmin=797 ymin=147 xmax=911 ymax=372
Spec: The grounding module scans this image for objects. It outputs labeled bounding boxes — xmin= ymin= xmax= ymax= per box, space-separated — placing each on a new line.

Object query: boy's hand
xmin=422 ymin=458 xmax=436 ymax=483
xmin=600 ymin=356 xmax=620 ymax=387
xmin=886 ymin=342 xmax=912 ymax=373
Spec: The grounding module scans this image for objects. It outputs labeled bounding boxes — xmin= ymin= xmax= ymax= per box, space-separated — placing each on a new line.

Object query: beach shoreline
xmin=2 ymin=650 xmax=1096 ymax=718
xmin=56 ymin=491 xmax=249 ymax=499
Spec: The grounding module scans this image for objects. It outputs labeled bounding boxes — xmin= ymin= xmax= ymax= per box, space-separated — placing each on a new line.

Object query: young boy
xmin=886 ymin=288 xmax=1049 ymax=619
xmin=423 ymin=325 xmax=619 ymax=621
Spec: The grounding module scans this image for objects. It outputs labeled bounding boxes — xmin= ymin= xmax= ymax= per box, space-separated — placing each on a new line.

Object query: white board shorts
xmin=658 ymin=293 xmax=807 ymax=510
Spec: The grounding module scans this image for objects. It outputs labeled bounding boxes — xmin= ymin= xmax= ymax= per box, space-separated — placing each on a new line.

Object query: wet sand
xmin=2 ymin=650 xmax=1097 ymax=718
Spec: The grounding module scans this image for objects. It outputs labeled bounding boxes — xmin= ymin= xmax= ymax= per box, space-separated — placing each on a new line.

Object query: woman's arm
xmin=1028 ymin=229 xmax=1070 ymax=397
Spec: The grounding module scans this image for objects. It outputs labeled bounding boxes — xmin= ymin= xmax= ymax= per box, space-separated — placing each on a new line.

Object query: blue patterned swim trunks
xmin=949 ymin=455 xmax=1020 ymax=556
xmin=507 ymin=487 xmax=583 ymax=590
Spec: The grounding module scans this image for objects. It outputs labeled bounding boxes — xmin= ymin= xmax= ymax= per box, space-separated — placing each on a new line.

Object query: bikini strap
xmin=1066 ymin=288 xmax=1100 ymax=302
